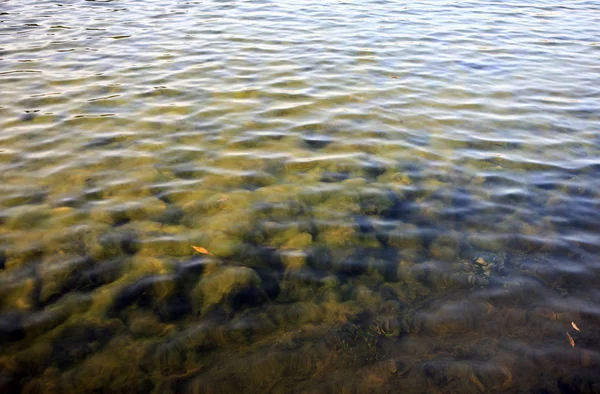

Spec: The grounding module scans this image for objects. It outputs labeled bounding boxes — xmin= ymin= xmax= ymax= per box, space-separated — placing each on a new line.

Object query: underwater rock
xmin=39 ymin=257 xmax=94 ymax=304
xmin=5 ymin=205 xmax=51 ymax=230
xmin=281 ymin=250 xmax=308 ymax=271
xmin=22 ymin=303 xmax=77 ymax=340
xmin=137 ymin=228 xmax=196 ymax=258
xmin=317 ymin=222 xmax=362 ymax=249
xmin=79 ymin=223 xmax=135 ymax=261
xmin=0 ymin=275 xmax=36 ymax=311
xmin=223 ymin=310 xmax=279 ymax=345
xmin=60 ymin=347 xmax=149 ymax=394
xmin=321 ymin=171 xmax=350 ymax=183
xmin=126 ymin=254 xmax=174 ymax=278
xmin=20 ymin=366 xmax=61 ymax=394
xmin=386 ymin=222 xmax=422 ymax=251
xmin=278 ymin=233 xmax=312 ymax=271
xmin=283 ymin=232 xmax=313 ymax=249
xmin=357 ymin=188 xmax=394 ymax=216
xmin=368 ymin=314 xmax=412 ymax=337
xmin=420 ymin=360 xmax=482 ymax=393
xmin=466 ymin=233 xmax=507 ymax=254
xmin=191 ymin=266 xmax=263 ymax=314
xmin=109 ymin=274 xmax=191 ymax=322
xmin=40 ymin=227 xmax=88 ymax=257
xmin=429 ymin=231 xmax=462 ymax=262
xmin=205 ymin=234 xmax=245 ymax=258
xmin=472 ymin=362 xmax=513 ymax=391
xmin=512 ymin=223 xmax=545 ymax=253
xmin=269 ymin=302 xmax=324 ymax=326
xmin=418 ymin=300 xmax=482 ymax=336
xmin=352 ymin=285 xmax=381 ymax=306
xmin=49 ymin=318 xmax=122 ymax=369
xmin=461 ymin=250 xmax=506 ymax=279
xmin=90 ymin=198 xmax=168 ymax=226
xmin=127 ymin=310 xmax=164 ymax=337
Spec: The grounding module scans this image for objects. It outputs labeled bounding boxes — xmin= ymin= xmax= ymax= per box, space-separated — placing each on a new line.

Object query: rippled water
xmin=1 ymin=0 xmax=600 ymax=392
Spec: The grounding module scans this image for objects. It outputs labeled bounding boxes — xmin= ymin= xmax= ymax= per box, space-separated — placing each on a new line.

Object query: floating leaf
xmin=566 ymin=332 xmax=575 ymax=347
xmin=192 ymin=246 xmax=211 ymax=255
xmin=571 ymin=321 xmax=581 ymax=332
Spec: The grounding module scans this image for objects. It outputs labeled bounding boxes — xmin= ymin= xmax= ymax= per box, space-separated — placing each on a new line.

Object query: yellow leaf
xmin=566 ymin=332 xmax=575 ymax=347
xmin=571 ymin=321 xmax=581 ymax=332
xmin=192 ymin=246 xmax=211 ymax=255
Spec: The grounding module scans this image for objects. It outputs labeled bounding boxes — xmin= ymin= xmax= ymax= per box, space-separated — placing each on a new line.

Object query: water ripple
xmin=1 ymin=0 xmax=600 ymax=392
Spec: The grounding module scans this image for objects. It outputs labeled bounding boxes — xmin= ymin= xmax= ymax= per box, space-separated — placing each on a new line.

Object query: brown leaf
xmin=566 ymin=331 xmax=575 ymax=347
xmin=571 ymin=321 xmax=581 ymax=332
xmin=192 ymin=246 xmax=212 ymax=255
xmin=391 ymin=75 xmax=402 ymax=79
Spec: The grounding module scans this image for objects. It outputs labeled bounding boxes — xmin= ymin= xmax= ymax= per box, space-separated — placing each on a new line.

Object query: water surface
xmin=1 ymin=0 xmax=600 ymax=393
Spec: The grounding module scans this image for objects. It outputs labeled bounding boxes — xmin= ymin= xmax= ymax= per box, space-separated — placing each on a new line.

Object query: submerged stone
xmin=429 ymin=231 xmax=462 ymax=262
xmin=191 ymin=266 xmax=263 ymax=314
xmin=109 ymin=274 xmax=191 ymax=322
xmin=5 ymin=205 xmax=51 ymax=230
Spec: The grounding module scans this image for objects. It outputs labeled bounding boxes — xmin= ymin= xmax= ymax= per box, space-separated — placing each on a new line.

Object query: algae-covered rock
xmin=199 ymin=171 xmax=276 ymax=191
xmin=466 ymin=232 xmax=506 ymax=253
xmin=192 ymin=266 xmax=263 ymax=314
xmin=317 ymin=222 xmax=360 ymax=248
xmin=47 ymin=206 xmax=87 ymax=227
xmin=39 ymin=257 xmax=93 ymax=304
xmin=109 ymin=274 xmax=191 ymax=322
xmin=59 ymin=347 xmax=148 ymax=394
xmin=42 ymin=257 xmax=123 ymax=306
xmin=138 ymin=233 xmax=194 ymax=257
xmin=179 ymin=188 xmax=254 ymax=218
xmin=5 ymin=205 xmax=51 ymax=230
xmin=429 ymin=231 xmax=462 ymax=262
xmin=313 ymin=194 xmax=361 ymax=220
xmin=89 ymin=198 xmax=168 ymax=225
xmin=352 ymin=285 xmax=382 ymax=306
xmin=184 ymin=210 xmax=253 ymax=257
xmin=0 ymin=275 xmax=36 ymax=312
xmin=418 ymin=300 xmax=483 ymax=335
xmin=280 ymin=250 xmax=308 ymax=271
xmin=20 ymin=365 xmax=61 ymax=394
xmin=23 ymin=294 xmax=90 ymax=339
xmin=272 ymin=302 xmax=324 ymax=326
xmin=78 ymin=223 xmax=120 ymax=261
xmin=125 ymin=255 xmax=174 ymax=278
xmin=358 ymin=188 xmax=394 ymax=216
xmin=387 ymin=222 xmax=424 ymax=256
xmin=205 ymin=234 xmax=245 ymax=258
xmin=97 ymin=229 xmax=140 ymax=258
xmin=127 ymin=310 xmax=165 ymax=337
xmin=224 ymin=310 xmax=279 ymax=344
xmin=2 ymin=234 xmax=44 ymax=270
xmin=40 ymin=226 xmax=88 ymax=257
xmin=282 ymin=233 xmax=313 ymax=249
xmin=48 ymin=317 xmax=123 ymax=370
xmin=261 ymin=222 xmax=302 ymax=247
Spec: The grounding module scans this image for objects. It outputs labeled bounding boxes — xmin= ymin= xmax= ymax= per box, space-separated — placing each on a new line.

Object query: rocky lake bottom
xmin=1 ymin=0 xmax=600 ymax=393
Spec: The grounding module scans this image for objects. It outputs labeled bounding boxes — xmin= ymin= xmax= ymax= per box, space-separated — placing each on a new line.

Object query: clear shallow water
xmin=1 ymin=0 xmax=600 ymax=392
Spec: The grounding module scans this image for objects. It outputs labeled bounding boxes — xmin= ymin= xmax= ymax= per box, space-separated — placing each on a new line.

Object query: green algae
xmin=0 ymin=4 xmax=599 ymax=393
